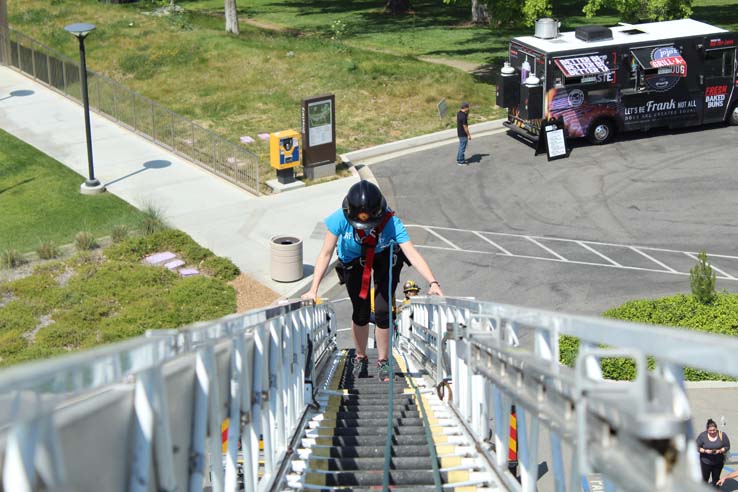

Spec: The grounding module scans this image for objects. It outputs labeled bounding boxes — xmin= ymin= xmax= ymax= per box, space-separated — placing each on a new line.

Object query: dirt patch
xmin=229 ymin=273 xmax=281 ymax=313
xmin=242 ymin=18 xmax=301 ymax=36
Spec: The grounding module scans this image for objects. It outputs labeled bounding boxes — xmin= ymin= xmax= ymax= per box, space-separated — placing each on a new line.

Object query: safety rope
xmin=401 ymin=350 xmax=443 ymax=492
xmin=382 ymin=240 xmax=397 ymax=492
xmin=381 ymin=241 xmax=442 ymax=492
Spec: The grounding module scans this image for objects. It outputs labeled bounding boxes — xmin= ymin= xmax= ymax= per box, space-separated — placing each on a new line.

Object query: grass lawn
xmin=7 ymin=0 xmax=738 ymax=189
xmin=0 ymin=229 xmax=238 ymax=367
xmin=0 ymin=129 xmax=145 ymax=253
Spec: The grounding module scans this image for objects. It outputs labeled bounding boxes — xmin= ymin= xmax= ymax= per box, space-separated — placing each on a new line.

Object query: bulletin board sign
xmin=536 ymin=118 xmax=570 ymax=161
xmin=301 ymin=94 xmax=336 ymax=167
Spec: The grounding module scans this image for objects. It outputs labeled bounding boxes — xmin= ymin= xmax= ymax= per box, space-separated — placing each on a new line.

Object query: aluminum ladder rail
xmin=395 ymin=296 xmax=732 ymax=492
xmin=0 ymin=300 xmax=335 ymax=492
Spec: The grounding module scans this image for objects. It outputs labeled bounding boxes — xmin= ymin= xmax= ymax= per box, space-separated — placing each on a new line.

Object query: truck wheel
xmin=587 ymin=119 xmax=615 ymax=145
xmin=729 ymin=102 xmax=738 ymax=126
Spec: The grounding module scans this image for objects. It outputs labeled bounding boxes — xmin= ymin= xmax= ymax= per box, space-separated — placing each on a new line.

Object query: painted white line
xmin=473 ymin=231 xmax=512 ymax=255
xmin=577 ymin=241 xmax=622 ymax=267
xmin=424 ymin=227 xmax=461 ymax=250
xmin=407 ymin=224 xmax=738 ymax=261
xmin=629 ymin=247 xmax=678 ymax=273
xmin=526 ymin=236 xmax=567 ymax=261
xmin=684 ymin=252 xmax=737 ymax=280
xmin=414 ymin=245 xmax=737 ymax=280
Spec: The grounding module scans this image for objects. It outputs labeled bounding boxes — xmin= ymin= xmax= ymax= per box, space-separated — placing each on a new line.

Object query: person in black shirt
xmin=456 ymin=102 xmax=471 ymax=165
xmin=696 ymin=418 xmax=730 ymax=486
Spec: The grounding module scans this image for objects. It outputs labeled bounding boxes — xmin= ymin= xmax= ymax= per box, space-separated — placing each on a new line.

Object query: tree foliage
xmin=442 ymin=0 xmax=551 ymax=27
xmin=582 ymin=0 xmax=692 ymax=22
xmin=690 ymin=250 xmax=717 ymax=305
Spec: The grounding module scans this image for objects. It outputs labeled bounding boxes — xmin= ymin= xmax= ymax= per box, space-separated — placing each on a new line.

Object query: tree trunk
xmin=386 ymin=0 xmax=412 ymax=15
xmin=0 ymin=0 xmax=8 ymax=65
xmin=225 ymin=0 xmax=239 ymax=34
xmin=471 ymin=0 xmax=490 ymax=24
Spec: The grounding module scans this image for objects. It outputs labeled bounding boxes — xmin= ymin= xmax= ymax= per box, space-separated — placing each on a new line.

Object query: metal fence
xmin=0 ymin=25 xmax=260 ymax=195
xmin=397 ymin=296 xmax=729 ymax=492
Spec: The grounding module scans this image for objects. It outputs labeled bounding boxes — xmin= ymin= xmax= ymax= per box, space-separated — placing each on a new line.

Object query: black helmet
xmin=342 ymin=181 xmax=387 ymax=230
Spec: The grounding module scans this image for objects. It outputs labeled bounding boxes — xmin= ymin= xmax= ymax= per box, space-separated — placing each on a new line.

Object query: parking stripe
xmin=526 ymin=236 xmax=567 ymax=261
xmin=684 ymin=252 xmax=737 ymax=280
xmin=629 ymin=247 xmax=678 ymax=273
xmin=406 ymin=224 xmax=738 ymax=281
xmin=474 ymin=231 xmax=512 ymax=255
xmin=424 ymin=227 xmax=461 ymax=250
xmin=576 ymin=241 xmax=622 ymax=267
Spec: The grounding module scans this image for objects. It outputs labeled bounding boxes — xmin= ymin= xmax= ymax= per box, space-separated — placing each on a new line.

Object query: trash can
xmin=270 ymin=235 xmax=303 ymax=282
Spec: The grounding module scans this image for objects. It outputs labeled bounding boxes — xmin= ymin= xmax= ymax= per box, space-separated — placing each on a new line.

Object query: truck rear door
xmin=701 ymin=41 xmax=736 ymax=123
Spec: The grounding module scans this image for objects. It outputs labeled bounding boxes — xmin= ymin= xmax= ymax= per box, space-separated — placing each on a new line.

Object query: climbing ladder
xmin=0 ymin=296 xmax=736 ymax=492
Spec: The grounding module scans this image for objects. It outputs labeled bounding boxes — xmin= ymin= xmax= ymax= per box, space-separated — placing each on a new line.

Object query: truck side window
xmin=704 ymin=49 xmax=736 ymax=77
xmin=588 ymin=88 xmax=618 ymax=103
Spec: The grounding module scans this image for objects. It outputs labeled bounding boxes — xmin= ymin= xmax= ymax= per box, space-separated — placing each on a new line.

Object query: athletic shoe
xmin=377 ymin=359 xmax=391 ymax=382
xmin=457 ymin=160 xmax=468 ymax=166
xmin=352 ymin=355 xmax=369 ymax=378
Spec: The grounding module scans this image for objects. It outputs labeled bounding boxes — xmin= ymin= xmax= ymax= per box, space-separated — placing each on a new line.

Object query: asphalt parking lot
xmin=369 ymin=122 xmax=738 ymax=315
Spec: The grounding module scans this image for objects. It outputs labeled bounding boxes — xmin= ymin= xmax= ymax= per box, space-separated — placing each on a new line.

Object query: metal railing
xmin=396 ymin=297 xmax=730 ymax=492
xmin=0 ymin=25 xmax=260 ymax=195
xmin=0 ymin=299 xmax=335 ymax=492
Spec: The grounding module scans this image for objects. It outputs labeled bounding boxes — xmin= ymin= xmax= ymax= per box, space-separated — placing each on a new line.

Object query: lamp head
xmin=64 ymin=23 xmax=96 ymax=39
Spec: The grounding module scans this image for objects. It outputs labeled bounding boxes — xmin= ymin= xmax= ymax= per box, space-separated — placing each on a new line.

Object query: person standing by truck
xmin=456 ymin=102 xmax=471 ymax=165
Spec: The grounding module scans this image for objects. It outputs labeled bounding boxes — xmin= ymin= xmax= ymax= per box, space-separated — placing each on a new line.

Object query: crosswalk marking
xmin=406 ymin=224 xmax=738 ymax=281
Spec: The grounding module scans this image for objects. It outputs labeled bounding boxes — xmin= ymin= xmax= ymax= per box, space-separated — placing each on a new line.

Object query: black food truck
xmin=497 ymin=18 xmax=738 ymax=144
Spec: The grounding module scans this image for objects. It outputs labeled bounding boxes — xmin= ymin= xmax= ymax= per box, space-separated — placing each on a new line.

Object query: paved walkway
xmin=0 ymin=66 xmax=355 ymax=297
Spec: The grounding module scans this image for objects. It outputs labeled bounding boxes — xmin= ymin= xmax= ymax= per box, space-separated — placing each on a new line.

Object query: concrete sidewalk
xmin=0 ymin=66 xmax=355 ymax=298
xmin=0 ymin=65 xmax=506 ymax=298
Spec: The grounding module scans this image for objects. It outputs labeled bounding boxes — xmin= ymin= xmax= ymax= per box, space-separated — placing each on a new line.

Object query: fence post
xmin=151 ymin=100 xmax=156 ymax=142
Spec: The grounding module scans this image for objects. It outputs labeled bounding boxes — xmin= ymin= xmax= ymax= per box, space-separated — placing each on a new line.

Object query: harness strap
xmin=356 ymin=211 xmax=394 ymax=300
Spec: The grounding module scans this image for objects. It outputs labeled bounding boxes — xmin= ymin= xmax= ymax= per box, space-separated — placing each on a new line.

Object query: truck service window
xmin=704 ymin=49 xmax=736 ymax=77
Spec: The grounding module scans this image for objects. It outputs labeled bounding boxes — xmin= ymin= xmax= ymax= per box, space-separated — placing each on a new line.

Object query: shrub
xmin=36 ymin=240 xmax=61 ymax=260
xmin=75 ymin=231 xmax=98 ymax=251
xmin=559 ymin=293 xmax=738 ymax=381
xmin=200 ymin=256 xmax=240 ymax=281
xmin=1 ymin=249 xmax=25 ymax=269
xmin=106 ymin=229 xmax=213 ymax=264
xmin=139 ymin=204 xmax=169 ymax=236
xmin=690 ymin=250 xmax=716 ymax=305
xmin=111 ymin=224 xmax=130 ymax=244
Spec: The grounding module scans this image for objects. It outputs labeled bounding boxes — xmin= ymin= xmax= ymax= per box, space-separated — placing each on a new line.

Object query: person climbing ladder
xmin=302 ymin=180 xmax=443 ymax=381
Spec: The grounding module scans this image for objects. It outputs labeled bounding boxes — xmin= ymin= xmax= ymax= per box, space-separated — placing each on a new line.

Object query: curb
xmin=341 ymin=118 xmax=507 ymax=164
xmin=285 ymin=118 xmax=508 ymax=302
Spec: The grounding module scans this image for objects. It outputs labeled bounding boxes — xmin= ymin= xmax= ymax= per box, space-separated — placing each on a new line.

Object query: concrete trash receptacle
xmin=270 ymin=235 xmax=303 ymax=282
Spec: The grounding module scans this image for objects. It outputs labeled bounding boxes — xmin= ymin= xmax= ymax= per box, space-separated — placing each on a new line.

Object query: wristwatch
xmin=430 ymin=281 xmax=440 ymax=287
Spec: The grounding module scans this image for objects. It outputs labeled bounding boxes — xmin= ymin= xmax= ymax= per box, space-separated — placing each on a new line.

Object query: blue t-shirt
xmin=325 ymin=209 xmax=410 ymax=263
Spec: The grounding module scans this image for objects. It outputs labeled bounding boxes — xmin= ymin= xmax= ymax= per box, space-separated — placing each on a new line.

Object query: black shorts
xmin=344 ymin=248 xmax=406 ymax=329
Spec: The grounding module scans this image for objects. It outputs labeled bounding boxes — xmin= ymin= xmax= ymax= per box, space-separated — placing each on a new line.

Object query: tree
xmin=690 ymin=250 xmax=716 ymax=305
xmin=225 ymin=0 xmax=239 ymax=34
xmin=386 ymin=0 xmax=413 ymax=14
xmin=470 ymin=0 xmax=490 ymax=24
xmin=582 ymin=0 xmax=692 ymax=22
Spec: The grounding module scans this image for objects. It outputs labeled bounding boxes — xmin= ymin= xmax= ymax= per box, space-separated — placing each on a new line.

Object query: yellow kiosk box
xmin=269 ymin=130 xmax=301 ymax=170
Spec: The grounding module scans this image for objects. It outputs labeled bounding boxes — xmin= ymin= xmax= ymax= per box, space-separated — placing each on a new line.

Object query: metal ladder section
xmin=286 ymin=348 xmax=499 ymax=491
xmin=0 ymin=300 xmax=336 ymax=492
xmin=2 ymin=295 xmax=738 ymax=492
xmin=391 ymin=296 xmax=738 ymax=492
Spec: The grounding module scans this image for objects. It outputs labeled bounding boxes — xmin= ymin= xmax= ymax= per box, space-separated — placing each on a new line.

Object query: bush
xmin=139 ymin=203 xmax=169 ymax=236
xmin=75 ymin=231 xmax=98 ymax=251
xmin=690 ymin=250 xmax=716 ymax=305
xmin=200 ymin=256 xmax=240 ymax=281
xmin=111 ymin=224 xmax=130 ymax=244
xmin=36 ymin=240 xmax=61 ymax=260
xmin=559 ymin=293 xmax=738 ymax=381
xmin=1 ymin=249 xmax=25 ymax=269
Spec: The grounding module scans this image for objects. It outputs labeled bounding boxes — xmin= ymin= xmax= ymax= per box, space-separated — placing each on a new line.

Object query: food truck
xmin=497 ymin=18 xmax=738 ymax=144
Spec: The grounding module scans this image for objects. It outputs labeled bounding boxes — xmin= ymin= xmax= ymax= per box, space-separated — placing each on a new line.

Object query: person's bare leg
xmin=376 ymin=326 xmax=390 ymax=361
xmin=352 ymin=322 xmax=369 ymax=357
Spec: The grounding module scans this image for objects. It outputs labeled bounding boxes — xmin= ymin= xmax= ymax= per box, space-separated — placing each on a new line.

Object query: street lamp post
xmin=64 ymin=23 xmax=105 ymax=195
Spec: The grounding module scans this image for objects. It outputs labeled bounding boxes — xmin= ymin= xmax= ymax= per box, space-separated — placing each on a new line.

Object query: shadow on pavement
xmin=105 ymin=159 xmax=171 ymax=187
xmin=466 ymin=153 xmax=490 ymax=164
xmin=0 ymin=89 xmax=35 ymax=102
